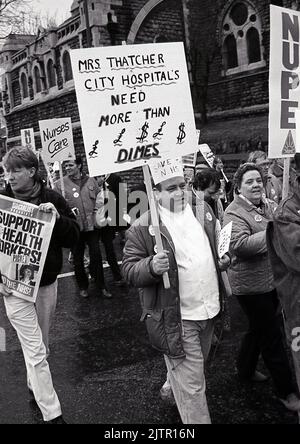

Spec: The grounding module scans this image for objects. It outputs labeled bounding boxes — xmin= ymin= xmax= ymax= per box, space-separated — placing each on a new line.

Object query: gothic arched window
xmin=247 ymin=27 xmax=261 ymax=64
xmin=20 ymin=73 xmax=29 ymax=99
xmin=222 ymin=1 xmax=265 ymax=75
xmin=34 ymin=66 xmax=42 ymax=93
xmin=223 ymin=34 xmax=238 ymax=69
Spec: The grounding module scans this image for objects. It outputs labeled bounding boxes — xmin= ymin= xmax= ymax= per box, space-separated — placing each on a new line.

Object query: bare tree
xmin=0 ymin=0 xmax=36 ymax=39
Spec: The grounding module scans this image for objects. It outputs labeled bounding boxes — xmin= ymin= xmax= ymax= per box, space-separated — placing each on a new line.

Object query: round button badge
xmin=149 ymin=225 xmax=155 ymax=237
xmin=206 ymin=212 xmax=213 ymax=222
xmin=255 ymin=215 xmax=263 ymax=223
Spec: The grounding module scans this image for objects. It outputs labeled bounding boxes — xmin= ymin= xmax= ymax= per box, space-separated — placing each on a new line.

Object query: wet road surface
xmin=0 ymin=253 xmax=299 ymax=424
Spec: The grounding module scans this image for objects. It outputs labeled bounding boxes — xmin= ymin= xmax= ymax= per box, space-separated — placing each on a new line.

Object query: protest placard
xmin=217 ymin=222 xmax=232 ymax=259
xmin=0 ymin=195 xmax=55 ymax=302
xmin=269 ymin=5 xmax=300 ymax=158
xmin=38 ymin=118 xmax=75 ymax=164
xmin=70 ymin=42 xmax=197 ymax=177
xmin=21 ymin=128 xmax=36 ymax=153
xmin=199 ymin=144 xmax=215 ymax=167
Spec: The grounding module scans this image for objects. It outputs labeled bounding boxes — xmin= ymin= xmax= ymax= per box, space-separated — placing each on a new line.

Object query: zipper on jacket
xmin=160 ymin=230 xmax=185 ymax=339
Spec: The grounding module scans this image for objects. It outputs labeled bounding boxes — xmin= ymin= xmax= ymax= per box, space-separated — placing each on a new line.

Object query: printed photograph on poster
xmin=70 ymin=42 xmax=197 ymax=176
xmin=0 ymin=195 xmax=55 ymax=302
xmin=269 ymin=5 xmax=300 ymax=158
xmin=38 ymin=118 xmax=76 ymax=164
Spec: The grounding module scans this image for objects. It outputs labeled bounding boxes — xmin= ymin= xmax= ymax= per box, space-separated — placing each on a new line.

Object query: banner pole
xmin=221 ymin=169 xmax=229 ymax=184
xmin=282 ymin=158 xmax=290 ymax=200
xmin=143 ymin=164 xmax=170 ymax=290
xmin=59 ymin=162 xmax=66 ymax=198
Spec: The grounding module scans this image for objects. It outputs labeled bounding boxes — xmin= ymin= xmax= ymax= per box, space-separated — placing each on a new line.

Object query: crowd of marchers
xmin=0 ymin=147 xmax=300 ymax=424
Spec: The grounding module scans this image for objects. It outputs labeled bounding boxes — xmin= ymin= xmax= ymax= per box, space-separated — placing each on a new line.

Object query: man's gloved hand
xmin=218 ymin=254 xmax=231 ymax=271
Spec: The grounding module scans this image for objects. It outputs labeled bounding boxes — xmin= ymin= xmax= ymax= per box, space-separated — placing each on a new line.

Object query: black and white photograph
xmin=1 ymin=0 xmax=300 ymax=428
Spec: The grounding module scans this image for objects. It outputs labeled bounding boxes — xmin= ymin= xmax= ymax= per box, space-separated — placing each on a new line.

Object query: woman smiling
xmin=224 ymin=163 xmax=300 ymax=412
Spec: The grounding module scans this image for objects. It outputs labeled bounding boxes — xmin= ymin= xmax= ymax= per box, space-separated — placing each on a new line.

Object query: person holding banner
xmin=122 ymin=159 xmax=230 ymax=424
xmin=267 ymin=153 xmax=300 ymax=397
xmin=0 ymin=146 xmax=80 ymax=423
xmin=224 ymin=163 xmax=300 ymax=412
xmin=55 ymin=156 xmax=112 ymax=299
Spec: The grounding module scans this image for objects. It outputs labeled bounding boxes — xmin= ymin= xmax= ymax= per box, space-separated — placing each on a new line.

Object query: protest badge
xmin=217 ymin=221 xmax=232 ymax=259
xmin=199 ymin=144 xmax=215 ymax=167
xmin=149 ymin=157 xmax=184 ymax=185
xmin=0 ymin=195 xmax=55 ymax=302
xmin=21 ymin=128 xmax=36 ymax=153
xmin=38 ymin=118 xmax=75 ymax=164
xmin=70 ymin=42 xmax=197 ymax=176
xmin=269 ymin=5 xmax=300 ymax=158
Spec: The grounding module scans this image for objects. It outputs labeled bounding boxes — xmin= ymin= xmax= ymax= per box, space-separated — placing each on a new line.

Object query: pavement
xmin=0 ymin=241 xmax=299 ymax=424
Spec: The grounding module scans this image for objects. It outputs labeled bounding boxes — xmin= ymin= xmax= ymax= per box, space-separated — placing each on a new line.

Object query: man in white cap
xmin=122 ymin=157 xmax=230 ymax=424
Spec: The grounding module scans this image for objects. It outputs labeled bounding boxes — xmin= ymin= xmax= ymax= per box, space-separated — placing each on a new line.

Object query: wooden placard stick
xmin=282 ymin=158 xmax=290 ymax=200
xmin=143 ymin=164 xmax=170 ymax=290
xmin=59 ymin=161 xmax=66 ymax=198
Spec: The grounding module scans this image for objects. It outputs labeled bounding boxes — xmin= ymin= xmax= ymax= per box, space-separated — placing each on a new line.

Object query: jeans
xmin=164 ymin=318 xmax=215 ymax=424
xmin=4 ymin=292 xmax=61 ymax=422
xmin=73 ymin=230 xmax=105 ymax=290
xmin=236 ymin=290 xmax=295 ymax=399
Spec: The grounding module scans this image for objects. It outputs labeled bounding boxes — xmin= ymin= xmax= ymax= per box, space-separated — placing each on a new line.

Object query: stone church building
xmin=0 ymin=0 xmax=296 ymax=182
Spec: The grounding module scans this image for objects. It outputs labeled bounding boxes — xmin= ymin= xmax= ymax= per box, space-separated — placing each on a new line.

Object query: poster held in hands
xmin=70 ymin=42 xmax=197 ymax=177
xmin=0 ymin=195 xmax=55 ymax=302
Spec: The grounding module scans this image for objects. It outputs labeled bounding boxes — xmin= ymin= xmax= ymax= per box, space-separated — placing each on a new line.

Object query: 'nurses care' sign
xmin=39 ymin=117 xmax=75 ymax=164
xmin=70 ymin=42 xmax=197 ymax=176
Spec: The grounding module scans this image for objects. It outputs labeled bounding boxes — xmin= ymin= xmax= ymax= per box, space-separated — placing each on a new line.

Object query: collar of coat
xmin=137 ymin=193 xmax=217 ymax=258
xmin=235 ymin=194 xmax=268 ymax=213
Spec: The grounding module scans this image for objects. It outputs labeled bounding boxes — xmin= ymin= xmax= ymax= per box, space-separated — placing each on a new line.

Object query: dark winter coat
xmin=267 ymin=185 xmax=300 ymax=339
xmin=122 ymin=197 xmax=227 ymax=359
xmin=224 ymin=195 xmax=275 ymax=295
xmin=0 ymin=182 xmax=80 ymax=287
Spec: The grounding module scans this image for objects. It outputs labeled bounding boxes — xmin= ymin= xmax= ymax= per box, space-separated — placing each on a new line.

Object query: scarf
xmin=13 ymin=181 xmax=42 ymax=205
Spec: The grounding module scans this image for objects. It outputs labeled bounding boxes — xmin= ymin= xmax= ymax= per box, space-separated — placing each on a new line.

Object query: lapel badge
xmin=255 ymin=215 xmax=263 ymax=223
xmin=149 ymin=225 xmax=155 ymax=237
xmin=154 ymin=245 xmax=158 ymax=254
xmin=206 ymin=212 xmax=213 ymax=222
